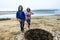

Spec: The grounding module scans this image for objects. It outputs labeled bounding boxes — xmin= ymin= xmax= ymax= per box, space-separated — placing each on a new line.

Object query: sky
xmin=0 ymin=0 xmax=60 ymax=11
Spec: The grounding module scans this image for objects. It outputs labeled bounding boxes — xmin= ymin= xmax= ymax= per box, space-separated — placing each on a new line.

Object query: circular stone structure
xmin=24 ymin=29 xmax=53 ymax=40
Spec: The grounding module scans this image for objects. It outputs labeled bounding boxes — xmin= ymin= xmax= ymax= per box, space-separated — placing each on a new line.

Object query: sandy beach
xmin=0 ymin=16 xmax=60 ymax=40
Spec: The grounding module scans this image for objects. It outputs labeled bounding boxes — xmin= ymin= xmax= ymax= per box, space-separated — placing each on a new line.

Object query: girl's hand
xmin=19 ymin=19 xmax=21 ymax=22
xmin=17 ymin=19 xmax=21 ymax=22
xmin=31 ymin=12 xmax=34 ymax=15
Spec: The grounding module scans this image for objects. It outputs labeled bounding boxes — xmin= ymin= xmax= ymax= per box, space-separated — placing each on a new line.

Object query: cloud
xmin=20 ymin=0 xmax=60 ymax=9
xmin=0 ymin=0 xmax=60 ymax=11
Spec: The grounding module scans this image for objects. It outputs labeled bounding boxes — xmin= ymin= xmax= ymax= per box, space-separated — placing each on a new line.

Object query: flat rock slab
xmin=24 ymin=29 xmax=53 ymax=40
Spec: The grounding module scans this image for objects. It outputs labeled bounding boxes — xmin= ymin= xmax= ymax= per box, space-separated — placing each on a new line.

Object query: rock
xmin=24 ymin=29 xmax=53 ymax=40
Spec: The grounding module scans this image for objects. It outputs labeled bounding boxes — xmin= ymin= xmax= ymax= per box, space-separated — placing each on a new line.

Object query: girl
xmin=16 ymin=5 xmax=26 ymax=32
xmin=26 ymin=8 xmax=33 ymax=29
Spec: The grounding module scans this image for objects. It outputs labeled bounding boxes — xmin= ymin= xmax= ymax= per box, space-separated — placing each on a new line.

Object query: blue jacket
xmin=16 ymin=11 xmax=26 ymax=21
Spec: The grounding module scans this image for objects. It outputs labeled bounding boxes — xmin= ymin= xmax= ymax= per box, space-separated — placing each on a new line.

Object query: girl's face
xmin=19 ymin=7 xmax=23 ymax=11
xmin=27 ymin=8 xmax=30 ymax=12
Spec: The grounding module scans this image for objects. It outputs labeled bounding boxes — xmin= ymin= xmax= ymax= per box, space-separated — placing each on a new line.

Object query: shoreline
xmin=0 ymin=13 xmax=60 ymax=19
xmin=0 ymin=15 xmax=60 ymax=21
xmin=0 ymin=15 xmax=60 ymax=18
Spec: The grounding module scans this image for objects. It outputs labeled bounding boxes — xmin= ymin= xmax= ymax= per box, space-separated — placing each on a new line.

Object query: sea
xmin=0 ymin=10 xmax=60 ymax=19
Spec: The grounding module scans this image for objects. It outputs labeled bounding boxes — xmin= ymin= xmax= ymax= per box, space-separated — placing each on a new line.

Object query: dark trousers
xmin=27 ymin=19 xmax=30 ymax=28
xmin=20 ymin=20 xmax=24 ymax=32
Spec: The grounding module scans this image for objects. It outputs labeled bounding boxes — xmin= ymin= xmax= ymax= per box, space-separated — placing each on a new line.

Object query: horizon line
xmin=0 ymin=9 xmax=59 ymax=11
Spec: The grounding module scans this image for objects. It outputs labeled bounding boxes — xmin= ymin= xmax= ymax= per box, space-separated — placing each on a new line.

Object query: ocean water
xmin=0 ymin=10 xmax=60 ymax=19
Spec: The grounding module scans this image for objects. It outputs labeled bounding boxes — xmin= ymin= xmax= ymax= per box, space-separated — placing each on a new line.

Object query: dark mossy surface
xmin=0 ymin=18 xmax=11 ymax=21
xmin=24 ymin=29 xmax=53 ymax=40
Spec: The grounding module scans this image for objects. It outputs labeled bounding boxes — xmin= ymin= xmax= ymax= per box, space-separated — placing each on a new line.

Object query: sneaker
xmin=28 ymin=27 xmax=30 ymax=30
xmin=21 ymin=30 xmax=24 ymax=33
